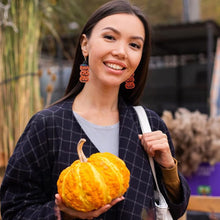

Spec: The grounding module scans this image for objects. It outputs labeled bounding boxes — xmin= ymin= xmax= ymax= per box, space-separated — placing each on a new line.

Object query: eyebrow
xmin=102 ymin=27 xmax=145 ymax=42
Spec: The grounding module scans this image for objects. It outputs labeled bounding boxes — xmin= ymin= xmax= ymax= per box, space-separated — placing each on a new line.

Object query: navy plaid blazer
xmin=0 ymin=96 xmax=190 ymax=220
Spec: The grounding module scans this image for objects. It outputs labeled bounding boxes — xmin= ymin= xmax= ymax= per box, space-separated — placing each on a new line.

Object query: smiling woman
xmin=63 ymin=0 xmax=152 ymax=107
xmin=0 ymin=1 xmax=190 ymax=220
xmin=79 ymin=13 xmax=145 ymax=94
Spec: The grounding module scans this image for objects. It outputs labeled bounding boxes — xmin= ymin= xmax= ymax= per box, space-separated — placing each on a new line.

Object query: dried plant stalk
xmin=162 ymin=108 xmax=220 ymax=176
xmin=0 ymin=0 xmax=42 ymax=169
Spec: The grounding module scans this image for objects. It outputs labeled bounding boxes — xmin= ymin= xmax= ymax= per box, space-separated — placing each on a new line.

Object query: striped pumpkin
xmin=57 ymin=138 xmax=130 ymax=212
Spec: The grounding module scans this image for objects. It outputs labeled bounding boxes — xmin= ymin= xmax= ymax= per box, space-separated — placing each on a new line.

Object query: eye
xmin=104 ymin=35 xmax=115 ymax=41
xmin=130 ymin=42 xmax=141 ymax=49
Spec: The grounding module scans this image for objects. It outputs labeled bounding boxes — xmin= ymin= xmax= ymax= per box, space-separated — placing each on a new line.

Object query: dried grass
xmin=0 ymin=0 xmax=42 ymax=169
xmin=162 ymin=108 xmax=220 ymax=176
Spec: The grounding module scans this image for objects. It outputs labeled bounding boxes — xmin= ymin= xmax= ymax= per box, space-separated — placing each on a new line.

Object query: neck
xmin=73 ymin=83 xmax=119 ymax=113
xmin=72 ymin=83 xmax=120 ymax=126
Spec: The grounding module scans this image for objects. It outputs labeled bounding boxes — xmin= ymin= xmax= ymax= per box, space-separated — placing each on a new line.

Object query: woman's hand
xmin=55 ymin=194 xmax=124 ymax=220
xmin=139 ymin=131 xmax=175 ymax=168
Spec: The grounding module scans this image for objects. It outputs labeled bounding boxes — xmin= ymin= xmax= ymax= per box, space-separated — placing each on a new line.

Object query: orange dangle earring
xmin=79 ymin=57 xmax=89 ymax=83
xmin=125 ymin=73 xmax=135 ymax=89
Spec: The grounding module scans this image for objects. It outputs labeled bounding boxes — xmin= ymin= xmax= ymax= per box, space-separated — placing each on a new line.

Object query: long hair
xmin=58 ymin=0 xmax=151 ymax=106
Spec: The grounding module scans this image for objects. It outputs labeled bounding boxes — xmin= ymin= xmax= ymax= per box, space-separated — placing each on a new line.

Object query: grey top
xmin=73 ymin=111 xmax=119 ymax=156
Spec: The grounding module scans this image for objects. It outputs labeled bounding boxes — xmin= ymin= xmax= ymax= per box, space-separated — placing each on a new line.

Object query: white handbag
xmin=133 ymin=106 xmax=173 ymax=220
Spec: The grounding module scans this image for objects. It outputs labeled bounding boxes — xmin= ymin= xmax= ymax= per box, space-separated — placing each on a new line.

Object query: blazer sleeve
xmin=0 ymin=113 xmax=57 ymax=220
xmin=146 ymin=107 xmax=191 ymax=220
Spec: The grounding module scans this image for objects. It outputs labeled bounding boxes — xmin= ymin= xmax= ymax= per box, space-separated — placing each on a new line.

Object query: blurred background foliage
xmin=38 ymin=0 xmax=220 ymax=59
xmin=44 ymin=0 xmax=220 ymax=38
xmin=0 ymin=0 xmax=43 ymax=168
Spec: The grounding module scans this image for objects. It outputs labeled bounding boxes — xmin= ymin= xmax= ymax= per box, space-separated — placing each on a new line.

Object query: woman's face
xmin=81 ymin=13 xmax=145 ymax=89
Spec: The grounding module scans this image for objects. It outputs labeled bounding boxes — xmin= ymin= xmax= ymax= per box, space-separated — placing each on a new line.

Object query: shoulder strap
xmin=133 ymin=106 xmax=162 ymax=194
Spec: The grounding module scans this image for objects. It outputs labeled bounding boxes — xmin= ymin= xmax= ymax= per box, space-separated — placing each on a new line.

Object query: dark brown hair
xmin=60 ymin=0 xmax=151 ymax=105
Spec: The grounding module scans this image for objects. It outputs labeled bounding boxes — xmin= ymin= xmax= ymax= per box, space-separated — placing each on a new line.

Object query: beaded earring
xmin=125 ymin=73 xmax=135 ymax=89
xmin=79 ymin=57 xmax=89 ymax=83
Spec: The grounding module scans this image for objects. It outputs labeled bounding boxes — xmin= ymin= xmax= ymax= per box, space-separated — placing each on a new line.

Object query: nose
xmin=112 ymin=42 xmax=127 ymax=59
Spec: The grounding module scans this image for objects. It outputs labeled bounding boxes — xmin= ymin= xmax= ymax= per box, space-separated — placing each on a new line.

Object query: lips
xmin=104 ymin=61 xmax=126 ymax=71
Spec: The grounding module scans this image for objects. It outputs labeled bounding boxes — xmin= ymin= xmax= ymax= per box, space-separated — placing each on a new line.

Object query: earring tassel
xmin=125 ymin=73 xmax=135 ymax=89
xmin=79 ymin=60 xmax=89 ymax=83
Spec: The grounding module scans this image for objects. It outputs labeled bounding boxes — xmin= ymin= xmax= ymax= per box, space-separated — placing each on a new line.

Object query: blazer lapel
xmin=118 ymin=101 xmax=138 ymax=164
xmin=117 ymin=100 xmax=154 ymax=217
xmin=118 ymin=100 xmax=150 ymax=174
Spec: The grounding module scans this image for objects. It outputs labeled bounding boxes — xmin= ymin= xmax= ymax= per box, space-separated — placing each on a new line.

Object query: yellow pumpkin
xmin=57 ymin=138 xmax=130 ymax=212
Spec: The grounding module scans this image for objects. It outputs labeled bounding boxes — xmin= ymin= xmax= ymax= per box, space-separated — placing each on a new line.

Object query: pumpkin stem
xmin=77 ymin=138 xmax=87 ymax=162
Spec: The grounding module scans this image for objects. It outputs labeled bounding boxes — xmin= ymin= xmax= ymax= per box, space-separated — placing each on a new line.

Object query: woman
xmin=0 ymin=0 xmax=190 ymax=219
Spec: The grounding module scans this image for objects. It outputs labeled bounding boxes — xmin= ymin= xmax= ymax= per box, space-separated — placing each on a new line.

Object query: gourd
xmin=57 ymin=138 xmax=130 ymax=212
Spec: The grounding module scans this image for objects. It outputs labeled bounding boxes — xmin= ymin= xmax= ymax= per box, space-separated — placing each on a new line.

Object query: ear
xmin=80 ymin=34 xmax=89 ymax=57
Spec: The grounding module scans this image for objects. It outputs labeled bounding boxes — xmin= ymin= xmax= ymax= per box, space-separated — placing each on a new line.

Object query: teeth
xmin=106 ymin=63 xmax=123 ymax=70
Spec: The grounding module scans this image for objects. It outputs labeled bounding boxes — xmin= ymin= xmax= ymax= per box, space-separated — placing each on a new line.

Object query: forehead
xmin=92 ymin=13 xmax=145 ymax=38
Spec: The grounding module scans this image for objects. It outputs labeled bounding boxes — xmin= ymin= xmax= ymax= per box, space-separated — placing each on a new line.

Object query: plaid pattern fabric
xmin=0 ymin=96 xmax=190 ymax=220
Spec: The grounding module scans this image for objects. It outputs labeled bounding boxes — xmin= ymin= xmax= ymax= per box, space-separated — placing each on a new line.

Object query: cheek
xmin=131 ymin=54 xmax=142 ymax=72
xmin=88 ymin=45 xmax=105 ymax=64
xmin=88 ymin=51 xmax=101 ymax=67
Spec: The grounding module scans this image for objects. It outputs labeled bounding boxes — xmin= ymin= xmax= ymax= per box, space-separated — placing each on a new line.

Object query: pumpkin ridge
xmin=62 ymin=166 xmax=74 ymax=206
xmin=95 ymin=156 xmax=124 ymax=195
xmin=80 ymin=163 xmax=98 ymax=211
xmin=57 ymin=166 xmax=70 ymax=198
xmin=105 ymin=153 xmax=130 ymax=187
xmin=62 ymin=162 xmax=86 ymax=210
xmin=88 ymin=155 xmax=120 ymax=202
xmin=94 ymin=153 xmax=130 ymax=195
xmin=75 ymin=163 xmax=93 ymax=211
xmin=87 ymin=163 xmax=109 ymax=205
xmin=70 ymin=162 xmax=93 ymax=211
xmin=77 ymin=162 xmax=107 ymax=211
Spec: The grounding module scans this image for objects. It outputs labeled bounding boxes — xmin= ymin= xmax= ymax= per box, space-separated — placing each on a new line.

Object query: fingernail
xmin=138 ymin=134 xmax=142 ymax=139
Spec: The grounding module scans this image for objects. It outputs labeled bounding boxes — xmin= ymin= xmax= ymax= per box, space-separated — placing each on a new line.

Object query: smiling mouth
xmin=105 ymin=62 xmax=126 ymax=70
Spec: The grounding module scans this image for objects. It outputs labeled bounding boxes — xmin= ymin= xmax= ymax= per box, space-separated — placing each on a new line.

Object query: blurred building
xmin=143 ymin=20 xmax=220 ymax=115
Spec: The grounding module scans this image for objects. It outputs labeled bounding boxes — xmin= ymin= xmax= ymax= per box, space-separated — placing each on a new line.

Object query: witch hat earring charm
xmin=125 ymin=73 xmax=135 ymax=89
xmin=79 ymin=57 xmax=89 ymax=83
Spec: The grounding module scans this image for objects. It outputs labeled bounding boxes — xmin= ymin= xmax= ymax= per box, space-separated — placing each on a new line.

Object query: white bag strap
xmin=133 ymin=106 xmax=162 ymax=194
